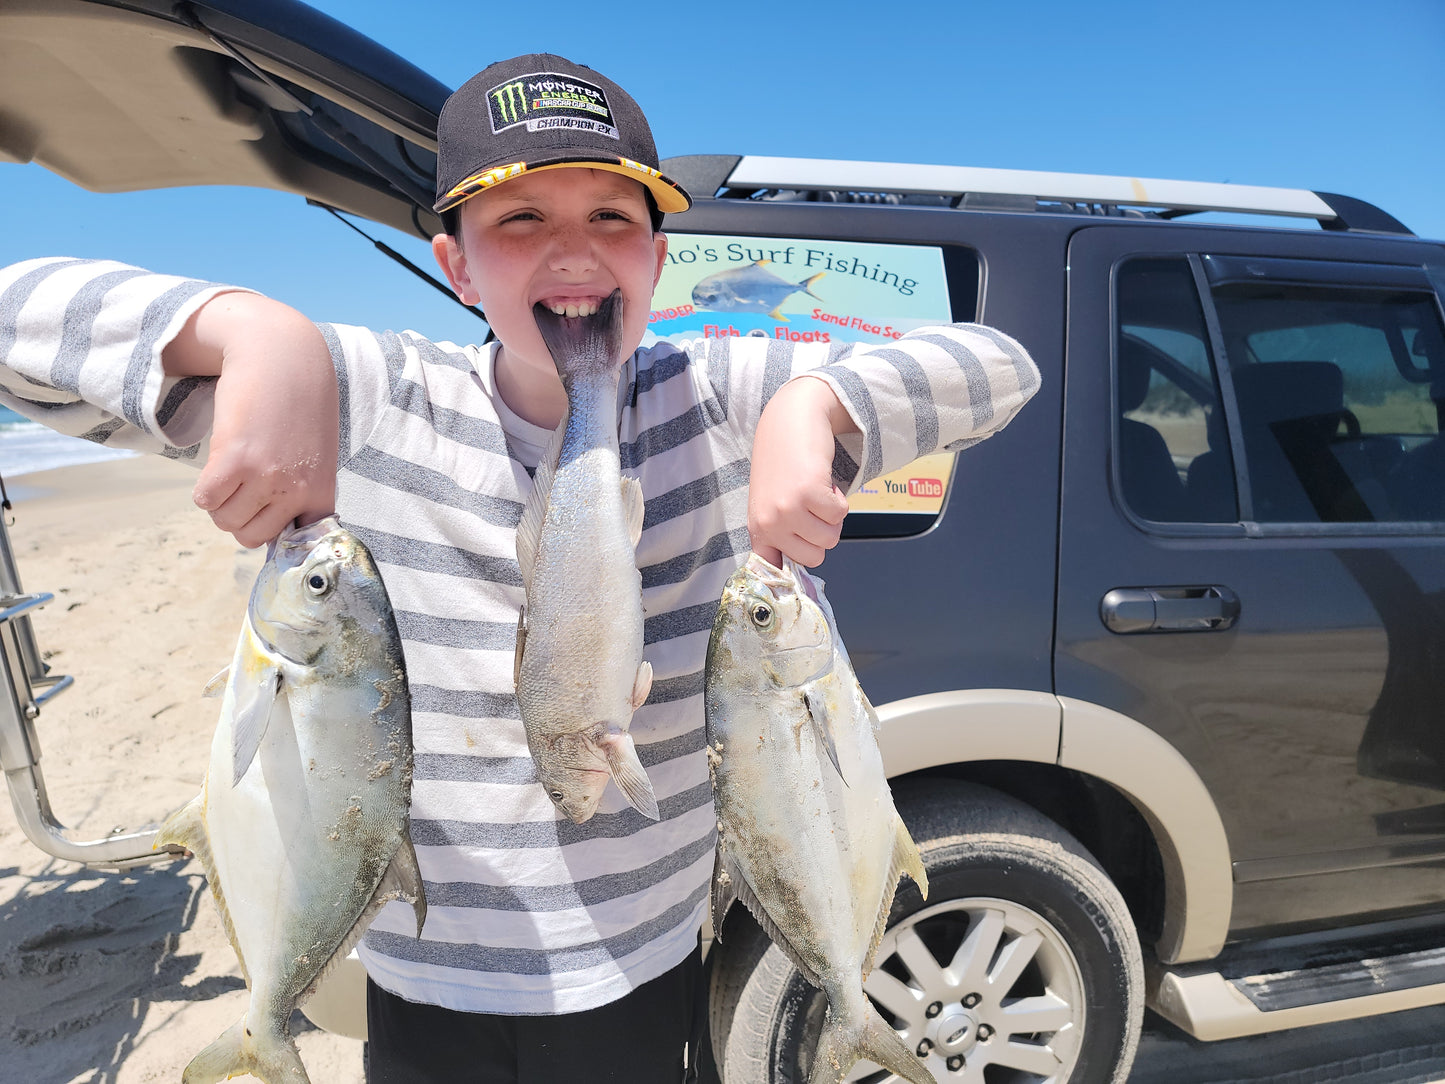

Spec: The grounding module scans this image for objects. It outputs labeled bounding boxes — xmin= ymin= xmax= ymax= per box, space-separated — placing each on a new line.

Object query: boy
xmin=0 ymin=54 xmax=1038 ymax=1083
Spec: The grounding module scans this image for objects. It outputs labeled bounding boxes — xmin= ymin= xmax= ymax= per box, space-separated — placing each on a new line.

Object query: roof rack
xmin=660 ymin=155 xmax=1412 ymax=235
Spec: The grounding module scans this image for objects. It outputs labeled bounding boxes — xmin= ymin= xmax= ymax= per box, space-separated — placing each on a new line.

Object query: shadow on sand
xmin=0 ymin=858 xmax=244 ymax=1084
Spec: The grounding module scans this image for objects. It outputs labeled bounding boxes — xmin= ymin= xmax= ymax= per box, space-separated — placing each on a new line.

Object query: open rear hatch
xmin=0 ymin=0 xmax=451 ymax=868
xmin=0 ymin=0 xmax=448 ymax=239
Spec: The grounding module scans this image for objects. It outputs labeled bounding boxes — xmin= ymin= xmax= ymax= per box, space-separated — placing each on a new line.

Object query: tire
xmin=709 ymin=781 xmax=1144 ymax=1084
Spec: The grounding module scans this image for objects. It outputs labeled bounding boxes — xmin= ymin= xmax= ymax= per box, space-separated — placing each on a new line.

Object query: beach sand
xmin=0 ymin=457 xmax=364 ymax=1083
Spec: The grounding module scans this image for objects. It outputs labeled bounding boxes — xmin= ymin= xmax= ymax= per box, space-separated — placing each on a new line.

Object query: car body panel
xmin=1060 ymin=223 xmax=1445 ymax=938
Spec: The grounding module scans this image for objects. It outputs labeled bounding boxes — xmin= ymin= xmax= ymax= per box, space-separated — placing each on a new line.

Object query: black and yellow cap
xmin=434 ymin=54 xmax=691 ymax=216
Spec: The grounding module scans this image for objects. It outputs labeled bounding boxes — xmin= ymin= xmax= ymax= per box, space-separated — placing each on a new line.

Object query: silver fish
xmin=514 ymin=289 xmax=659 ymax=824
xmin=155 ymin=517 xmax=424 ymax=1084
xmin=691 ymin=260 xmax=826 ymax=321
xmin=705 ymin=555 xmax=934 ymax=1084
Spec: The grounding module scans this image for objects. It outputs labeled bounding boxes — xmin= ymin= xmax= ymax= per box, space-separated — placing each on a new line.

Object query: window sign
xmin=647 ymin=233 xmax=956 ymax=517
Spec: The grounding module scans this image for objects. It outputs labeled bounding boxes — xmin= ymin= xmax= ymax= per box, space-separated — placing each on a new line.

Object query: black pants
xmin=365 ymin=945 xmax=705 ymax=1084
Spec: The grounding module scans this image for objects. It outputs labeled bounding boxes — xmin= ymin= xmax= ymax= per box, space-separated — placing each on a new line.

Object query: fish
xmin=691 ymin=260 xmax=826 ymax=321
xmin=514 ymin=288 xmax=659 ymax=824
xmin=154 ymin=516 xmax=424 ymax=1084
xmin=705 ymin=554 xmax=934 ymax=1084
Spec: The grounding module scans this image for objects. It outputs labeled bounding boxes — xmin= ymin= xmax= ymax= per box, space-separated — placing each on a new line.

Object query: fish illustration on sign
xmin=690 ymin=261 xmax=825 ymax=322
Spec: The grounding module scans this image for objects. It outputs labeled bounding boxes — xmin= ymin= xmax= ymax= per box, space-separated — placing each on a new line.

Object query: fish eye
xmin=750 ymin=603 xmax=773 ymax=627
xmin=305 ymin=571 xmax=331 ymax=596
xmin=550 ymin=789 xmax=566 ymax=801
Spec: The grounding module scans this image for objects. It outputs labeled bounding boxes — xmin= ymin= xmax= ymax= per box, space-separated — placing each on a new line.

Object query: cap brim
xmin=435 ymin=156 xmax=691 ymax=216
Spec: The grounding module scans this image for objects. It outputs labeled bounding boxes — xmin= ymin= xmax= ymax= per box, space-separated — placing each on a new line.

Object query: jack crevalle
xmin=514 ymin=289 xmax=659 ymax=824
xmin=155 ymin=516 xmax=423 ymax=1084
xmin=705 ymin=555 xmax=934 ymax=1084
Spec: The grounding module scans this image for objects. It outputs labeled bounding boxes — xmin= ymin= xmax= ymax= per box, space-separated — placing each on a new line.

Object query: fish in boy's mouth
xmin=531 ymin=289 xmax=626 ymax=377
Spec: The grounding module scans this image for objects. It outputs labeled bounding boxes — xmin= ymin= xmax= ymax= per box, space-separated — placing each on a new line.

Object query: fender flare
xmin=875 ymin=689 xmax=1232 ymax=964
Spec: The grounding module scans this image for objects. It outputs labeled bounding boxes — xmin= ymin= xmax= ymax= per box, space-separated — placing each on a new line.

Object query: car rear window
xmin=646 ymin=232 xmax=978 ymax=537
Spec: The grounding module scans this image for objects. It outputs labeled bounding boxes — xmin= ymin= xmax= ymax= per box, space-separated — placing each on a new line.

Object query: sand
xmin=0 ymin=457 xmax=364 ymax=1083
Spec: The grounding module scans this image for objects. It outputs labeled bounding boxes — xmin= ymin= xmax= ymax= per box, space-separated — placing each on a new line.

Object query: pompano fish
xmin=514 ymin=289 xmax=659 ymax=824
xmin=154 ymin=516 xmax=424 ymax=1084
xmin=705 ymin=555 xmax=934 ymax=1084
xmin=691 ymin=260 xmax=826 ymax=321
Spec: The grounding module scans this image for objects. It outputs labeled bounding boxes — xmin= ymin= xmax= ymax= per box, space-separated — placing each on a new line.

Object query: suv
xmin=3 ymin=3 xmax=1444 ymax=1082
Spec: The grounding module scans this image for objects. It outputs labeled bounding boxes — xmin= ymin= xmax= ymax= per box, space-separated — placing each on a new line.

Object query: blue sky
xmin=2 ymin=0 xmax=1442 ymax=346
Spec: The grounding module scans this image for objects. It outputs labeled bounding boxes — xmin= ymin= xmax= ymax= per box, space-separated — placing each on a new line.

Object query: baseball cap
xmin=433 ymin=54 xmax=691 ymax=216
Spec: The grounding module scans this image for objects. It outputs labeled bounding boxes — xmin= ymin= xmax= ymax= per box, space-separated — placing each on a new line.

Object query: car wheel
xmin=709 ymin=781 xmax=1143 ymax=1084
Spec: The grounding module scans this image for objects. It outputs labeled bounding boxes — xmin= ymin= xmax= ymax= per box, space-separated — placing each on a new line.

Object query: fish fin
xmin=802 ymin=690 xmax=847 ymax=786
xmin=380 ymin=831 xmax=429 ymax=939
xmin=513 ymin=607 xmax=527 ymax=691
xmin=801 ymin=270 xmax=826 ymax=299
xmin=300 ymin=832 xmax=428 ymax=1006
xmin=621 ymin=474 xmax=645 ymax=549
xmin=754 ymin=259 xmax=772 ymax=266
xmin=230 ymin=622 xmax=284 ymax=787
xmin=768 ymin=305 xmax=790 ymax=322
xmin=597 ymin=728 xmax=660 ymax=820
xmin=516 ymin=419 xmax=566 ymax=594
xmin=895 ymin=815 xmax=929 ymax=901
xmin=532 ymin=289 xmax=625 ymax=376
xmin=180 ymin=1017 xmax=309 ymax=1084
xmin=153 ymin=792 xmax=207 ymax=854
xmin=863 ymin=685 xmax=882 ymax=733
xmin=201 ymin=667 xmax=229 ymax=698
xmin=862 ymin=817 xmax=927 ymax=980
xmin=156 ymin=789 xmax=250 ymax=988
xmin=809 ymin=1001 xmax=935 ymax=1084
xmin=630 ymin=660 xmax=653 ymax=712
xmin=728 ymin=861 xmax=823 ymax=989
xmin=710 ymin=844 xmax=738 ymax=937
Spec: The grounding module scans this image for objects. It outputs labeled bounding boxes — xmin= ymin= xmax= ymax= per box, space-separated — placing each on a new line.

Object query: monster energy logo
xmin=488 ymin=71 xmax=612 ymax=134
xmin=490 ymin=80 xmax=529 ymax=126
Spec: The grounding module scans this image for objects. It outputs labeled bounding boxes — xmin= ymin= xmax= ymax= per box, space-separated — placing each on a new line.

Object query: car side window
xmin=1114 ymin=258 xmax=1237 ymax=523
xmin=1114 ymin=255 xmax=1445 ymax=526
xmin=1209 ymin=281 xmax=1444 ymax=523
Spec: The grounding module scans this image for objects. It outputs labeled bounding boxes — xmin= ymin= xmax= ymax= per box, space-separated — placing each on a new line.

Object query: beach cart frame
xmin=0 ymin=509 xmax=183 ymax=869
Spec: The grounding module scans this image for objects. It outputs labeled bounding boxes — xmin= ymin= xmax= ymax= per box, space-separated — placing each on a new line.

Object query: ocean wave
xmin=0 ymin=421 xmax=138 ymax=477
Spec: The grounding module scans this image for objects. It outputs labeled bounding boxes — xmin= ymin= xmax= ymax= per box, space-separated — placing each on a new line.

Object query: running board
xmin=1148 ymin=952 xmax=1445 ymax=1041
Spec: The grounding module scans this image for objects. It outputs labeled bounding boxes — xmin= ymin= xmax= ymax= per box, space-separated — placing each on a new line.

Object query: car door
xmin=1058 ymin=224 xmax=1445 ymax=937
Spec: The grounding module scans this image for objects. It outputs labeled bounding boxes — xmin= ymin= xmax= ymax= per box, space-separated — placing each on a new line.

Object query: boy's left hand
xmin=748 ymin=376 xmax=854 ymax=568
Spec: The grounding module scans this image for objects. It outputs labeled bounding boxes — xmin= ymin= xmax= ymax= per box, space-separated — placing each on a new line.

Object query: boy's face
xmin=433 ymin=168 xmax=667 ymax=379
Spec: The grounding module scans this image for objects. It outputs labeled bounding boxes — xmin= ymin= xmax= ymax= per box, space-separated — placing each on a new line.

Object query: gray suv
xmin=3 ymin=3 xmax=1444 ymax=1082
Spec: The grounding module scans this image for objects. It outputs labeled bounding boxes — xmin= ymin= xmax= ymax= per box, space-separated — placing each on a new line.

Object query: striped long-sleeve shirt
xmin=0 ymin=256 xmax=1040 ymax=1014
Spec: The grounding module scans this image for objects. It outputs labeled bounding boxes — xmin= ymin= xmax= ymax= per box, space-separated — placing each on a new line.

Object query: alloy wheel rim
xmin=843 ymin=896 xmax=1087 ymax=1083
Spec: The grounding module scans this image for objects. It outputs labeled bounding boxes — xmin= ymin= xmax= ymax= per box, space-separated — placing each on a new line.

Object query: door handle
xmin=1100 ymin=585 xmax=1240 ymax=634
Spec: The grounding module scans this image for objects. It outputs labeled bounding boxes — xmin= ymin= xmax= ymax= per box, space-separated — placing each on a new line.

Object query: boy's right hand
xmin=163 ymin=293 xmax=339 ymax=549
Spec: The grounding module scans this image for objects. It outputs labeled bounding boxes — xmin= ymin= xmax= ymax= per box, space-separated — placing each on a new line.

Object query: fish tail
xmin=532 ymin=289 xmax=625 ymax=377
xmin=181 ymin=1018 xmax=310 ymax=1084
xmin=801 ymin=270 xmax=827 ymax=299
xmin=808 ymin=1001 xmax=937 ymax=1084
